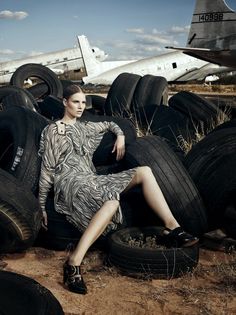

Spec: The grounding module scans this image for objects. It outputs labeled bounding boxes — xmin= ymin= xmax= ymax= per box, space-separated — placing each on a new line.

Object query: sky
xmin=1 ymin=0 xmax=236 ymax=63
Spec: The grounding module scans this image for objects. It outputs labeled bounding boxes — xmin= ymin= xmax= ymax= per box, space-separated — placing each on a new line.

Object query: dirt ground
xmin=1 ymin=242 xmax=235 ymax=315
xmin=1 ymin=85 xmax=235 ymax=314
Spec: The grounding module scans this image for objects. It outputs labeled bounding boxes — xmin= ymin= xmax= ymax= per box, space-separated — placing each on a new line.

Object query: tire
xmin=104 ymin=73 xmax=141 ymax=116
xmin=60 ymin=79 xmax=74 ymax=91
xmin=10 ymin=63 xmax=63 ymax=98
xmin=86 ymin=94 xmax=106 ymax=115
xmin=0 ymin=85 xmax=38 ymax=111
xmin=0 ymin=169 xmax=41 ymax=253
xmin=0 ymin=270 xmax=64 ymax=315
xmin=96 ymin=162 xmax=127 ymax=175
xmin=222 ymin=205 xmax=236 ymax=239
xmin=38 ymin=95 xmax=64 ymax=120
xmin=108 ymin=226 xmax=199 ymax=279
xmin=28 ymin=82 xmax=49 ymax=100
xmin=35 ymin=195 xmax=81 ymax=250
xmin=124 ymin=136 xmax=208 ymax=236
xmin=80 ymin=113 xmax=137 ymax=166
xmin=168 ymin=91 xmax=227 ymax=132
xmin=184 ymin=127 xmax=236 ymax=229
xmin=209 ymin=119 xmax=236 ymax=133
xmin=120 ymin=187 xmax=163 ymax=228
xmin=35 ymin=195 xmax=107 ymax=251
xmin=131 ymin=75 xmax=168 ymax=112
xmin=136 ymin=104 xmax=194 ymax=153
xmin=0 ymin=106 xmax=48 ymax=194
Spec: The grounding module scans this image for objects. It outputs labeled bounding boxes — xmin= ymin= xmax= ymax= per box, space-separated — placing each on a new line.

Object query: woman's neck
xmin=61 ymin=115 xmax=77 ymax=125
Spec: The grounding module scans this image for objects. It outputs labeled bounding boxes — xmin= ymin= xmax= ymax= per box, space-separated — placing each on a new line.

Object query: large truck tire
xmin=0 ymin=85 xmax=38 ymax=111
xmin=184 ymin=127 xmax=236 ymax=230
xmin=108 ymin=226 xmax=199 ymax=279
xmin=79 ymin=113 xmax=137 ymax=166
xmin=169 ymin=91 xmax=228 ymax=132
xmin=136 ymin=104 xmax=194 ymax=154
xmin=104 ymin=73 xmax=141 ymax=116
xmin=10 ymin=63 xmax=63 ymax=98
xmin=124 ymin=136 xmax=208 ymax=236
xmin=35 ymin=195 xmax=81 ymax=251
xmin=38 ymin=95 xmax=64 ymax=120
xmin=0 ymin=270 xmax=64 ymax=315
xmin=0 ymin=106 xmax=48 ymax=194
xmin=0 ymin=169 xmax=41 ymax=253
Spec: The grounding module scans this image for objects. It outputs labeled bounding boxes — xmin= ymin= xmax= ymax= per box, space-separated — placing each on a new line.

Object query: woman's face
xmin=63 ymin=92 xmax=86 ymax=118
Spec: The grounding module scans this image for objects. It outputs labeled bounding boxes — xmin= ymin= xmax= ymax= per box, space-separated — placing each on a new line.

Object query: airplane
xmin=0 ymin=42 xmax=110 ymax=85
xmin=77 ymin=0 xmax=236 ymax=85
xmin=0 ymin=41 xmax=139 ymax=85
xmin=167 ymin=0 xmax=236 ymax=68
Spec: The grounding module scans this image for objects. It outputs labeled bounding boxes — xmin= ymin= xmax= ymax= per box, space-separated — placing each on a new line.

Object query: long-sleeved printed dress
xmin=38 ymin=119 xmax=137 ymax=235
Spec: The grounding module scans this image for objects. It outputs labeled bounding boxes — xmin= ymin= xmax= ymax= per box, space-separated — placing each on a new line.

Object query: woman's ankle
xmin=164 ymin=222 xmax=180 ymax=231
xmin=67 ymin=256 xmax=82 ymax=266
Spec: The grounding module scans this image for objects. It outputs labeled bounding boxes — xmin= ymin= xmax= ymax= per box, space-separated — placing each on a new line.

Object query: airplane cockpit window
xmin=172 ymin=62 xmax=177 ymax=69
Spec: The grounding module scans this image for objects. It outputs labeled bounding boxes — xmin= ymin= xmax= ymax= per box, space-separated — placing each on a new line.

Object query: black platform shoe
xmin=63 ymin=261 xmax=87 ymax=294
xmin=163 ymin=227 xmax=199 ymax=248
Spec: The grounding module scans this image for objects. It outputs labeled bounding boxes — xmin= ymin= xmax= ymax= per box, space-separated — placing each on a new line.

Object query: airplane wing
xmin=166 ymin=46 xmax=236 ymax=68
xmin=174 ymin=62 xmax=232 ymax=82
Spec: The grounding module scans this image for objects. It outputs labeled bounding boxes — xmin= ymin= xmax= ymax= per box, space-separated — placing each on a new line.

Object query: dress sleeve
xmin=38 ymin=124 xmax=59 ymax=212
xmin=94 ymin=121 xmax=124 ymax=136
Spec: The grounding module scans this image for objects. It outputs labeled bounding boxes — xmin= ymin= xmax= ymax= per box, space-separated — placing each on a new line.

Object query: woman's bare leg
xmin=68 ymin=200 xmax=119 ymax=266
xmin=124 ymin=166 xmax=180 ymax=230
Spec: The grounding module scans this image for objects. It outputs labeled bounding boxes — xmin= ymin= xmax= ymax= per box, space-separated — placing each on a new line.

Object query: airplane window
xmin=172 ymin=62 xmax=177 ymax=69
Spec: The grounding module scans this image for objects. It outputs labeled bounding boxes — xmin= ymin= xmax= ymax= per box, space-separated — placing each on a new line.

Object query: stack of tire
xmin=0 ymin=64 xmax=63 ymax=254
xmin=1 ymin=64 xmax=235 ymax=280
xmin=0 ymin=64 xmax=66 ymax=312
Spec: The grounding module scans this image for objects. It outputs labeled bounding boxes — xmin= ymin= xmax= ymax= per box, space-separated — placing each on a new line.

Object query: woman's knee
xmin=137 ymin=166 xmax=152 ymax=181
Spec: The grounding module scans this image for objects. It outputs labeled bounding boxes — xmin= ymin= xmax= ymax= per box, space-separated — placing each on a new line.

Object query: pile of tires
xmin=1 ymin=63 xmax=235 ymax=280
xmin=184 ymin=121 xmax=236 ymax=236
xmin=0 ymin=64 xmax=60 ymax=253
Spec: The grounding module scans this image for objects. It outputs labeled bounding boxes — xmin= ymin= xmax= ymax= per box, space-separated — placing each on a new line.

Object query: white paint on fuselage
xmin=0 ymin=45 xmax=107 ymax=84
xmin=82 ymin=51 xmax=208 ymax=85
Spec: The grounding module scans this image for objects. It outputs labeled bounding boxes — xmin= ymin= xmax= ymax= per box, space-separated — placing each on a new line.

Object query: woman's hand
xmin=112 ymin=135 xmax=125 ymax=161
xmin=42 ymin=210 xmax=48 ymax=230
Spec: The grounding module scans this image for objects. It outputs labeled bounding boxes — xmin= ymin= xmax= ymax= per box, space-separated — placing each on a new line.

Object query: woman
xmin=38 ymin=84 xmax=198 ymax=295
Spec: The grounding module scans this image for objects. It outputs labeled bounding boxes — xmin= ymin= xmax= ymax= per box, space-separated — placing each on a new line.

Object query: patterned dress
xmin=38 ymin=119 xmax=137 ymax=235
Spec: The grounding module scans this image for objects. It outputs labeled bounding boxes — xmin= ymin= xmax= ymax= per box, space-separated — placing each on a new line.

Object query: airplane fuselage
xmin=82 ymin=51 xmax=209 ymax=85
xmin=0 ymin=47 xmax=86 ymax=84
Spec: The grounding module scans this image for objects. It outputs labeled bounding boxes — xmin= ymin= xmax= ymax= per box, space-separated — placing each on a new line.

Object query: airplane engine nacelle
xmin=205 ymin=75 xmax=219 ymax=83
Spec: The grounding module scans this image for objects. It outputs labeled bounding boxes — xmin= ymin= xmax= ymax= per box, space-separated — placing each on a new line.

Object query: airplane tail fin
xmin=166 ymin=0 xmax=236 ymax=67
xmin=187 ymin=0 xmax=236 ymax=49
xmin=77 ymin=35 xmax=101 ymax=77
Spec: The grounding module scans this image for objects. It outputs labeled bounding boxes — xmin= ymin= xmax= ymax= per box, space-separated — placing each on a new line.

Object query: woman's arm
xmin=38 ymin=125 xmax=59 ymax=228
xmin=104 ymin=121 xmax=126 ymax=161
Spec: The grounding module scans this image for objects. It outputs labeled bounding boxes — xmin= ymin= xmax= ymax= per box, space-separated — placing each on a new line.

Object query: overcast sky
xmin=1 ymin=0 xmax=236 ymax=62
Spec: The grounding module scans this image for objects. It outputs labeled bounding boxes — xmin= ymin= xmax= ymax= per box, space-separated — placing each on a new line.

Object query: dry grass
xmin=177 ymin=106 xmax=231 ymax=154
xmin=143 ymin=251 xmax=236 ymax=315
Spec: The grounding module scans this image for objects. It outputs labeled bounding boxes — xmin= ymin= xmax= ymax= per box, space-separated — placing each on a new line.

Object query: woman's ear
xmin=63 ymin=98 xmax=67 ymax=107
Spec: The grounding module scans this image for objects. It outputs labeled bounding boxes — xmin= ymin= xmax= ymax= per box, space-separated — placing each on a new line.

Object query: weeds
xmin=177 ymin=106 xmax=231 ymax=154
